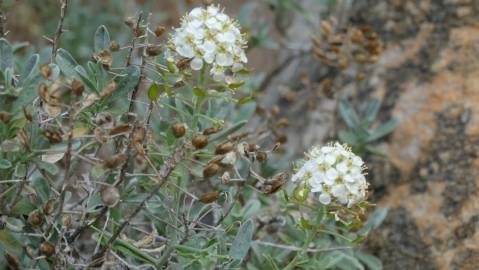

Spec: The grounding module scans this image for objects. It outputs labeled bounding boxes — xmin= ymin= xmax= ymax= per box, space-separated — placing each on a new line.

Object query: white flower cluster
xmin=292 ymin=142 xmax=368 ymax=207
xmin=168 ymin=5 xmax=248 ymax=81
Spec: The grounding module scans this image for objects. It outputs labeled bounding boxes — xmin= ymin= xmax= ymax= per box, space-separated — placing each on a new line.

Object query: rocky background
xmin=260 ymin=0 xmax=479 ymax=269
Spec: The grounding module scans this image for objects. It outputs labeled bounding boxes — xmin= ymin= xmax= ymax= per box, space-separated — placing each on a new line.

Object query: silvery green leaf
xmin=229 ymin=219 xmax=254 ymax=260
xmin=0 ymin=38 xmax=13 ymax=71
xmin=94 ymin=25 xmax=110 ymax=52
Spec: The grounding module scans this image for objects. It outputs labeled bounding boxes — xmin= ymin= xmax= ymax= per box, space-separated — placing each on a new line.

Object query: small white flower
xmin=168 ymin=5 xmax=248 ymax=81
xmin=291 ymin=142 xmax=369 ymax=207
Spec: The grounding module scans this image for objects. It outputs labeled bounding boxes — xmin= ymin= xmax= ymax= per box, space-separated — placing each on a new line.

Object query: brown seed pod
xmin=192 ymin=134 xmax=208 ymax=149
xmin=256 ymin=151 xmax=268 ymax=162
xmin=27 ymin=210 xmax=43 ymax=227
xmin=276 ymin=135 xmax=288 ymax=144
xmin=260 ymin=172 xmax=288 ymax=194
xmin=154 ymin=25 xmax=166 ymax=37
xmin=22 ymin=106 xmax=33 ymax=122
xmin=146 ymin=46 xmax=162 ymax=56
xmin=109 ymin=40 xmax=120 ymax=52
xmin=100 ymin=82 xmax=117 ymax=99
xmin=270 ymin=105 xmax=280 ymax=116
xmin=43 ymin=128 xmax=63 ymax=144
xmin=172 ymin=123 xmax=186 ymax=138
xmin=109 ymin=124 xmax=130 ymax=136
xmin=199 ymin=191 xmax=220 ymax=204
xmin=39 ymin=241 xmax=56 ymax=257
xmin=176 ymin=58 xmax=192 ymax=70
xmin=203 ymin=163 xmax=220 ymax=178
xmin=203 ymin=127 xmax=220 ymax=135
xmin=40 ymin=64 xmax=52 ymax=80
xmin=276 ymin=118 xmax=289 ymax=128
xmin=248 ymin=142 xmax=257 ymax=152
xmin=215 ymin=142 xmax=234 ymax=155
xmin=103 ymin=153 xmax=128 ymax=169
xmin=43 ymin=199 xmax=55 ymax=216
xmin=0 ymin=111 xmax=12 ymax=123
xmin=38 ymin=83 xmax=49 ymax=102
xmin=101 ymin=186 xmax=120 ymax=207
xmin=71 ymin=79 xmax=85 ymax=96
xmin=135 ymin=27 xmax=145 ymax=37
xmin=5 ymin=253 xmax=20 ymax=269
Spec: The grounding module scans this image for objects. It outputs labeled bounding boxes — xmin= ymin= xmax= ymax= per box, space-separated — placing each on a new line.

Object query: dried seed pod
xmin=27 ymin=210 xmax=43 ymax=227
xmin=215 ymin=142 xmax=234 ymax=155
xmin=22 ymin=106 xmax=33 ymax=122
xmin=176 ymin=58 xmax=192 ymax=70
xmin=172 ymin=123 xmax=186 ymax=138
xmin=270 ymin=105 xmax=280 ymax=116
xmin=199 ymin=191 xmax=220 ymax=204
xmin=109 ymin=40 xmax=120 ymax=52
xmin=146 ymin=46 xmax=162 ymax=56
xmin=132 ymin=127 xmax=145 ymax=144
xmin=95 ymin=113 xmax=114 ymax=128
xmin=203 ymin=163 xmax=220 ymax=178
xmin=260 ymin=172 xmax=288 ymax=194
xmin=276 ymin=135 xmax=288 ymax=144
xmin=39 ymin=241 xmax=56 ymax=257
xmin=0 ymin=111 xmax=12 ymax=123
xmin=103 ymin=153 xmax=128 ymax=169
xmin=43 ymin=128 xmax=63 ymax=144
xmin=43 ymin=199 xmax=55 ymax=216
xmin=192 ymin=134 xmax=208 ymax=149
xmin=62 ymin=214 xmax=72 ymax=228
xmin=101 ymin=186 xmax=120 ymax=207
xmin=220 ymin=152 xmax=237 ymax=166
xmin=320 ymin=20 xmax=333 ymax=36
xmin=135 ymin=26 xmax=145 ymax=37
xmin=203 ymin=127 xmax=220 ymax=135
xmin=109 ymin=124 xmax=130 ymax=136
xmin=5 ymin=253 xmax=20 ymax=269
xmin=256 ymin=151 xmax=268 ymax=162
xmin=100 ymin=82 xmax=117 ymax=99
xmin=38 ymin=83 xmax=49 ymax=102
xmin=276 ymin=118 xmax=289 ymax=128
xmin=248 ymin=142 xmax=257 ymax=152
xmin=154 ymin=25 xmax=166 ymax=37
xmin=71 ymin=79 xmax=85 ymax=96
xmin=41 ymin=64 xmax=52 ymax=80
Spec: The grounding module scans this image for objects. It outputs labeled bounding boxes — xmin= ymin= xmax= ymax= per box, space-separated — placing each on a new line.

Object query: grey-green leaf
xmin=20 ymin=54 xmax=39 ymax=85
xmin=0 ymin=38 xmax=13 ymax=71
xmin=0 ymin=158 xmax=12 ymax=169
xmin=339 ymin=99 xmax=360 ymax=129
xmin=94 ymin=25 xmax=110 ymax=52
xmin=229 ymin=219 xmax=254 ymax=260
xmin=36 ymin=160 xmax=59 ymax=175
xmin=363 ymin=98 xmax=381 ymax=125
xmin=55 ymin=48 xmax=80 ymax=78
xmin=356 ymin=251 xmax=383 ymax=270
xmin=367 ymin=118 xmax=399 ymax=142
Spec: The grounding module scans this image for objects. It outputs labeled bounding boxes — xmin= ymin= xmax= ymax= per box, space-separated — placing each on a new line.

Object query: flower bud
xmin=203 ymin=163 xmax=220 ymax=178
xmin=172 ymin=123 xmax=186 ymax=138
xmin=27 ymin=210 xmax=43 ymax=227
xmin=215 ymin=142 xmax=233 ymax=155
xmin=146 ymin=46 xmax=162 ymax=56
xmin=103 ymin=154 xmax=128 ymax=169
xmin=192 ymin=134 xmax=208 ymax=149
xmin=293 ymin=186 xmax=309 ymax=203
xmin=154 ymin=25 xmax=166 ymax=37
xmin=41 ymin=64 xmax=52 ymax=80
xmin=199 ymin=191 xmax=220 ymax=204
xmin=101 ymin=186 xmax=120 ymax=207
xmin=256 ymin=151 xmax=268 ymax=162
xmin=109 ymin=40 xmax=120 ymax=52
xmin=39 ymin=241 xmax=56 ymax=257
xmin=71 ymin=79 xmax=85 ymax=96
xmin=203 ymin=127 xmax=220 ymax=135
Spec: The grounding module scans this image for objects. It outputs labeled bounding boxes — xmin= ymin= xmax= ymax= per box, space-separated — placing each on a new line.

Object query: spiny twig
xmin=51 ymin=0 xmax=69 ymax=63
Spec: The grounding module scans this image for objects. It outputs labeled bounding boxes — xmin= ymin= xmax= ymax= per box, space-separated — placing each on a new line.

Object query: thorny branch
xmin=51 ymin=0 xmax=69 ymax=63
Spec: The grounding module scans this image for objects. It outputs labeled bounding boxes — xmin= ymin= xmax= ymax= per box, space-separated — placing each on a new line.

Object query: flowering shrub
xmin=0 ymin=2 xmax=382 ymax=269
